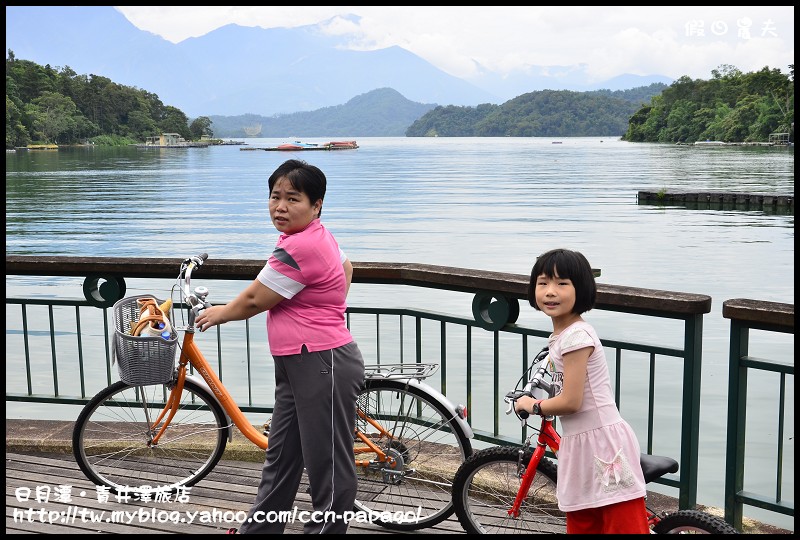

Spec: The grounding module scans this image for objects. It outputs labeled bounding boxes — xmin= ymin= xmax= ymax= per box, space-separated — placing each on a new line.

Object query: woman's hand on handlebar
xmin=195 ymin=305 xmax=226 ymax=332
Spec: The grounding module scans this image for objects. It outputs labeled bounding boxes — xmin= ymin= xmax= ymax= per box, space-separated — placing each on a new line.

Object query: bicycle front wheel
xmin=353 ymin=379 xmax=472 ymax=530
xmin=453 ymin=446 xmax=565 ymax=534
xmin=73 ymin=379 xmax=229 ymax=495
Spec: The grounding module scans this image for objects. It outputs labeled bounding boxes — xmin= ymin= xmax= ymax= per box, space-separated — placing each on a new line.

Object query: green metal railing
xmin=4 ymin=255 xmax=729 ymax=520
xmin=723 ymin=299 xmax=794 ymax=529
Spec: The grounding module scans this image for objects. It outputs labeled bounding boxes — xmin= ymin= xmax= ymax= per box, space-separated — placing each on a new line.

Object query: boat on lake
xmin=325 ymin=140 xmax=359 ymax=150
xmin=276 ymin=141 xmax=321 ymax=150
xmin=241 ymin=140 xmax=359 ymax=151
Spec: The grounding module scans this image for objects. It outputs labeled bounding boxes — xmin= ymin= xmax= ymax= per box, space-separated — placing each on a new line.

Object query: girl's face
xmin=269 ymin=177 xmax=321 ymax=234
xmin=534 ymin=270 xmax=577 ymax=320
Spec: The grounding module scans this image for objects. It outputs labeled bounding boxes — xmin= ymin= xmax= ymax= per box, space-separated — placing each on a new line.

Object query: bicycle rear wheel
xmin=72 ymin=379 xmax=229 ymax=495
xmin=353 ymin=379 xmax=472 ymax=530
xmin=452 ymin=446 xmax=565 ymax=534
xmin=653 ymin=509 xmax=740 ymax=534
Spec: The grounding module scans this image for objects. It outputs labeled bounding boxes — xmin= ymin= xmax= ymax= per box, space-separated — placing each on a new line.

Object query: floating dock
xmin=637 ymin=190 xmax=794 ymax=212
xmin=241 ymin=140 xmax=358 ymax=151
xmin=15 ymin=144 xmax=59 ymax=150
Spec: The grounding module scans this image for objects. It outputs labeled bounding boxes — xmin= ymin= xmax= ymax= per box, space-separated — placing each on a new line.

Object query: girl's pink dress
xmin=548 ymin=320 xmax=647 ymax=511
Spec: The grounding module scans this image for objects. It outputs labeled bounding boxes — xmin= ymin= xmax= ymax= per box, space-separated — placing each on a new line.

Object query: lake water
xmin=5 ymin=137 xmax=794 ymax=527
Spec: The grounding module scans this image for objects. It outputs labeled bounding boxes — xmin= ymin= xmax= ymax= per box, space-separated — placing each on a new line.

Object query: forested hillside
xmin=623 ymin=64 xmax=793 ymax=143
xmin=406 ymin=85 xmax=667 ymax=137
xmin=6 ymin=51 xmax=203 ymax=147
xmin=8 ymin=50 xmax=791 ymax=148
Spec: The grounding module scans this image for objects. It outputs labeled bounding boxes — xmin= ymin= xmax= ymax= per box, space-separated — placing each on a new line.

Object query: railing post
xmin=725 ymin=318 xmax=748 ymax=530
xmin=722 ymin=298 xmax=794 ymax=530
xmin=679 ymin=313 xmax=703 ymax=509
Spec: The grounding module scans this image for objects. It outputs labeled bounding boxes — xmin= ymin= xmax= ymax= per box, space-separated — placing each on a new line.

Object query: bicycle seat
xmin=640 ymin=453 xmax=679 ymax=483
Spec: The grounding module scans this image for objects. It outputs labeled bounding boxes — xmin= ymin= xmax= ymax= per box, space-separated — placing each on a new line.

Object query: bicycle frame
xmin=149 ymin=331 xmax=264 ymax=447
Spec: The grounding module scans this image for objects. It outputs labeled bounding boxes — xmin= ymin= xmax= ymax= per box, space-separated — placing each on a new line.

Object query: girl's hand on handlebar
xmin=195 ymin=305 xmax=225 ymax=332
xmin=515 ymin=395 xmax=537 ymax=416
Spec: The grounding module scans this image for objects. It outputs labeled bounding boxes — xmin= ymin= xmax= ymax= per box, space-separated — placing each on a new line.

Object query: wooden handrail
xmin=6 ymin=255 xmax=712 ymax=315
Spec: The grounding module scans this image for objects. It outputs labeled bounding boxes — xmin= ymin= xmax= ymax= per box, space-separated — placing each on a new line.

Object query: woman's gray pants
xmin=238 ymin=341 xmax=365 ymax=534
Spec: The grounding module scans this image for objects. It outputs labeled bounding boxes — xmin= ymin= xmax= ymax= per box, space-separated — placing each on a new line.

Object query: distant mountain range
xmin=6 ymin=6 xmax=673 ymax=118
xmin=208 ymin=84 xmax=667 ymax=138
xmin=209 ymin=88 xmax=437 ymax=137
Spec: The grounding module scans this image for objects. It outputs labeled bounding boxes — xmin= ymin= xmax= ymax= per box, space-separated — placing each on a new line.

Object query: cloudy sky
xmin=116 ymin=6 xmax=794 ymax=83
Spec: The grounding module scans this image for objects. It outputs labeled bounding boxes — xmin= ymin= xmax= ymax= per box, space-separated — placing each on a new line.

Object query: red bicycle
xmin=451 ymin=346 xmax=739 ymax=534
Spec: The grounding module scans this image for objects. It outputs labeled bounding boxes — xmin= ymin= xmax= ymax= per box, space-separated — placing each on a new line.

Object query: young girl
xmin=515 ymin=248 xmax=649 ymax=534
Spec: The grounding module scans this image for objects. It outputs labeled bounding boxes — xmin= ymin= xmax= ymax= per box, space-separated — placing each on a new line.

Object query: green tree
xmin=6 ymin=94 xmax=30 ymax=147
xmin=159 ymin=106 xmax=191 ymax=139
xmin=189 ymin=116 xmax=213 ymax=139
xmin=662 ymin=99 xmax=697 ymax=142
xmin=27 ymin=91 xmax=80 ymax=143
xmin=126 ymin=109 xmax=157 ymax=139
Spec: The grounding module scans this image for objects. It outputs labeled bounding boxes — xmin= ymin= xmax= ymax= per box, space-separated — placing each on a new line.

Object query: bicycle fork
xmin=509 ymin=444 xmax=547 ymax=518
xmin=145 ymin=367 xmax=188 ymax=446
xmin=508 ymin=419 xmax=561 ymax=519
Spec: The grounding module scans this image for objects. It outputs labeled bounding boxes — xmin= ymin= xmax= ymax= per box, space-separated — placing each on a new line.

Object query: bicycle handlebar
xmin=182 ymin=253 xmax=208 ymax=284
xmin=179 ymin=253 xmax=211 ymax=325
xmin=504 ymin=346 xmax=554 ymax=420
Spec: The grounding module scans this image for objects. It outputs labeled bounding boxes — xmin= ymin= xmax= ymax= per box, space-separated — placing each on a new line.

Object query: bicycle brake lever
xmin=505 ymin=390 xmax=533 ymax=418
xmin=504 ymin=389 xmax=534 ymax=418
xmin=504 ymin=399 xmax=514 ymax=416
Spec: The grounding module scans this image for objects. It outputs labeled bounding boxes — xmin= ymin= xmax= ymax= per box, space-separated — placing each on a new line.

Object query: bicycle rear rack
xmin=363 ymin=363 xmax=439 ymax=381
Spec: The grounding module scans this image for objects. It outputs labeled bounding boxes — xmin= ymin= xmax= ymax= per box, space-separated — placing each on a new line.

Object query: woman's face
xmin=268 ymin=177 xmax=321 ymax=234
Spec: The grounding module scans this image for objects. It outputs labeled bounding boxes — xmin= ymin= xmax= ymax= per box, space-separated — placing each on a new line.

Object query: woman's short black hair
xmin=268 ymin=159 xmax=327 ymax=216
xmin=527 ymin=248 xmax=596 ymax=315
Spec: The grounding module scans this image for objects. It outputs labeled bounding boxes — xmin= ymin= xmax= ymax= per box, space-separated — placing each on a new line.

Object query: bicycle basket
xmin=112 ymin=294 xmax=178 ymax=385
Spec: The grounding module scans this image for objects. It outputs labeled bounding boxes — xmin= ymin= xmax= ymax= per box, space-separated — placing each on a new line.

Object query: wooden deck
xmin=6 ymin=451 xmax=465 ymax=534
xmin=8 ymin=451 xmax=792 ymax=535
xmin=5 ymin=437 xmax=792 ymax=534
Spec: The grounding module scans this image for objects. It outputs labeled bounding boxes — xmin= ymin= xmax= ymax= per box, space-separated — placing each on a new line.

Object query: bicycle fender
xmin=400 ymin=378 xmax=474 ymax=439
xmin=184 ymin=372 xmax=235 ymax=443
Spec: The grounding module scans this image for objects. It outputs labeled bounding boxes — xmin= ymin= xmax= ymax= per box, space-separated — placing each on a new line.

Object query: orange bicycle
xmin=72 ymin=254 xmax=473 ymax=530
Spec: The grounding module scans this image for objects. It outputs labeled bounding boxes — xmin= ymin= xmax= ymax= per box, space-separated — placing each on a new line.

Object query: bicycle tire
xmin=73 ymin=379 xmax=228 ymax=495
xmin=653 ymin=509 xmax=740 ymax=534
xmin=452 ymin=445 xmax=564 ymax=534
xmin=352 ymin=378 xmax=473 ymax=530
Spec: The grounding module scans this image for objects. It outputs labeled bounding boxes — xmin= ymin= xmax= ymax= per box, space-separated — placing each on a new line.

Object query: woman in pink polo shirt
xmin=196 ymin=159 xmax=364 ymax=534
